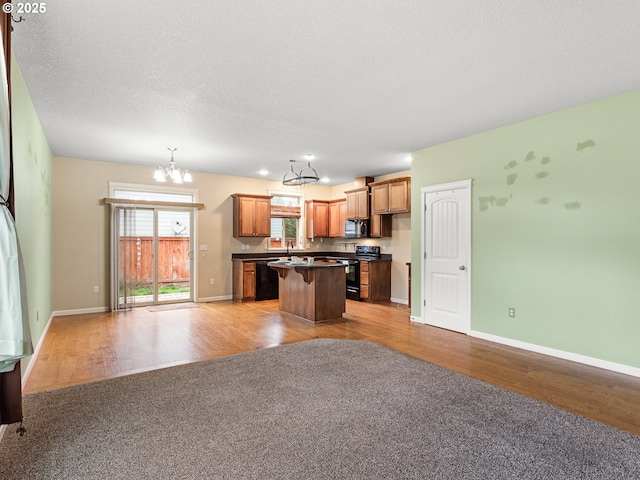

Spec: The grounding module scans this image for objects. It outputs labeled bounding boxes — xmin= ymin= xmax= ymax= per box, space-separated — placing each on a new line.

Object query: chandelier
xmin=153 ymin=148 xmax=193 ymax=183
xmin=282 ymin=154 xmax=319 ymax=186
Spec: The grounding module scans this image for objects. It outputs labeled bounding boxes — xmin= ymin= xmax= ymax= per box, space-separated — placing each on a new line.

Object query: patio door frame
xmin=107 ymin=182 xmax=200 ymax=311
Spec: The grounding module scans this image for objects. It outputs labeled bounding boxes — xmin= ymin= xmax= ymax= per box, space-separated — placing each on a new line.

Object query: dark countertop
xmin=232 ymin=256 xmax=287 ymax=262
xmin=232 ymin=251 xmax=392 ymax=262
xmin=267 ymin=260 xmax=347 ymax=269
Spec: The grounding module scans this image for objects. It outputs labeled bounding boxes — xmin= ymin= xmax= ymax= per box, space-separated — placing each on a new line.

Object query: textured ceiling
xmin=10 ymin=1 xmax=640 ymax=185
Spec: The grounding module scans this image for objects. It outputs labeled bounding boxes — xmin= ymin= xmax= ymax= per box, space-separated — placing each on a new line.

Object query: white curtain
xmin=0 ymin=31 xmax=32 ymax=373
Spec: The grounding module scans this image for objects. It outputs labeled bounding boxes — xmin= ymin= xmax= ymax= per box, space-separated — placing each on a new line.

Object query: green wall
xmin=411 ymin=89 xmax=640 ymax=369
xmin=10 ymin=55 xmax=54 ymax=367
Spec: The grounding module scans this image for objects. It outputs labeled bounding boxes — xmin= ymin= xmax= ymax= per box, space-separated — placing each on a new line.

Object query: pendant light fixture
xmin=282 ymin=154 xmax=319 ymax=186
xmin=153 ymin=148 xmax=193 ymax=183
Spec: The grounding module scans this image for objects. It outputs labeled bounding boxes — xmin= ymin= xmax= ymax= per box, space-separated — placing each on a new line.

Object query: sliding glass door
xmin=113 ymin=207 xmax=193 ymax=309
xmin=156 ymin=209 xmax=192 ymax=304
xmin=116 ymin=207 xmax=153 ymax=309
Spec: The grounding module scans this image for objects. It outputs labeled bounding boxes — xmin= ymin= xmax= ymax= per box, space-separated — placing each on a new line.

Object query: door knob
xmin=459 ymin=265 xmax=466 ymax=270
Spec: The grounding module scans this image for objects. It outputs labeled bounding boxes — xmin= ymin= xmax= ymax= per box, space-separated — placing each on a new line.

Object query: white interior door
xmin=421 ymin=180 xmax=471 ymax=333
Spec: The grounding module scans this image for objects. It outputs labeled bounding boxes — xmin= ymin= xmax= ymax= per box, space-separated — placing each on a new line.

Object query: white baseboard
xmin=53 ymin=306 xmax=110 ymax=317
xmin=21 ymin=312 xmax=56 ymax=388
xmin=470 ymin=330 xmax=640 ymax=379
xmin=390 ymin=297 xmax=409 ymax=305
xmin=410 ymin=315 xmax=423 ymax=323
xmin=196 ymin=295 xmax=233 ymax=303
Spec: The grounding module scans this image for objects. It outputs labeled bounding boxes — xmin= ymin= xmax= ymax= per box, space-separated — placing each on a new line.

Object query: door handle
xmin=459 ymin=265 xmax=466 ymax=270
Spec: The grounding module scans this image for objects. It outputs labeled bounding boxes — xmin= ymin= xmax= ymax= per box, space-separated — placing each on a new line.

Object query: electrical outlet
xmin=508 ymin=307 xmax=515 ymax=318
xmin=93 ymin=285 xmax=99 ymax=294
xmin=210 ymin=278 xmax=215 ymax=285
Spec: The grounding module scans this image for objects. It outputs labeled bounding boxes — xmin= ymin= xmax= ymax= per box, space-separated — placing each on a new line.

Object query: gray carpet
xmin=1 ymin=339 xmax=639 ymax=479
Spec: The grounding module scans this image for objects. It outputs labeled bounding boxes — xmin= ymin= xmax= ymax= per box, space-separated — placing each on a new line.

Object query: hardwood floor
xmin=24 ymin=299 xmax=640 ymax=436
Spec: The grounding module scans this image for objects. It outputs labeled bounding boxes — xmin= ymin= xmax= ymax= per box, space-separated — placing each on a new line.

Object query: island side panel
xmin=273 ymin=264 xmax=346 ymax=322
xmin=278 ymin=268 xmax=316 ymax=321
xmin=313 ymin=266 xmax=346 ymax=321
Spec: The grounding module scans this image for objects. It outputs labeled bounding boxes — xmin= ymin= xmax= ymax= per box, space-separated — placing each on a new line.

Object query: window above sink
xmin=269 ymin=192 xmax=304 ymax=251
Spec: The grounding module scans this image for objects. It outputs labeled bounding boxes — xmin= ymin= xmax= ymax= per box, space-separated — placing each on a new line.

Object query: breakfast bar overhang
xmin=268 ymin=260 xmax=346 ymax=322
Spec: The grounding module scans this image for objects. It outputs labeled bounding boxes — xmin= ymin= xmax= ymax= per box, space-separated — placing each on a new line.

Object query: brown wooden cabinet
xmin=233 ymin=261 xmax=256 ymax=301
xmin=359 ymin=260 xmax=391 ymax=302
xmin=369 ymin=213 xmax=392 ymax=238
xmin=329 ymin=199 xmax=346 ymax=237
xmin=370 ymin=177 xmax=411 ymax=214
xmin=360 ymin=261 xmax=370 ymax=300
xmin=305 ymin=200 xmax=329 ymax=238
xmin=345 ymin=187 xmax=369 ymax=219
xmin=243 ymin=262 xmax=256 ymax=298
xmin=232 ymin=194 xmax=272 ymax=237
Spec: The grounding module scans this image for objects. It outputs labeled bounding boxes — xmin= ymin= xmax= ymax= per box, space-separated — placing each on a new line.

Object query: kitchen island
xmin=267 ymin=260 xmax=346 ymax=322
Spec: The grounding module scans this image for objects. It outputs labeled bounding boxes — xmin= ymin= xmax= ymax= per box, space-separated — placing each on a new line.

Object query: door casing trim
xmin=419 ymin=179 xmax=472 ymax=332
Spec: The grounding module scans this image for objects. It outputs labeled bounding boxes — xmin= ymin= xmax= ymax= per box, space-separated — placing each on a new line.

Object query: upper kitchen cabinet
xmin=370 ymin=177 xmax=411 ymax=214
xmin=232 ymin=194 xmax=272 ymax=237
xmin=329 ymin=199 xmax=346 ymax=238
xmin=369 ymin=213 xmax=392 ymax=238
xmin=306 ymin=200 xmax=330 ymax=238
xmin=344 ymin=186 xmax=369 ymax=219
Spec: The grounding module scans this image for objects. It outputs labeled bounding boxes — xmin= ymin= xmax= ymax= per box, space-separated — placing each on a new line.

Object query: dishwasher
xmin=254 ymin=260 xmax=280 ymax=301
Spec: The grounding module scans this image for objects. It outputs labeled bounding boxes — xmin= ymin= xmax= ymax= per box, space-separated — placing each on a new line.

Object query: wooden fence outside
xmin=119 ymin=237 xmax=190 ymax=284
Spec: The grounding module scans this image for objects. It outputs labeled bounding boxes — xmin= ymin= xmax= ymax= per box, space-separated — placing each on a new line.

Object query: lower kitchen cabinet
xmin=359 ymin=260 xmax=391 ymax=302
xmin=233 ymin=261 xmax=256 ymax=301
xmin=233 ymin=260 xmax=280 ymax=301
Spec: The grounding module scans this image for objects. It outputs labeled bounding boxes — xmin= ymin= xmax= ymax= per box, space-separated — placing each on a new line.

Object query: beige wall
xmin=53 ymin=158 xmax=411 ymax=311
xmin=331 ymin=171 xmax=412 ymax=303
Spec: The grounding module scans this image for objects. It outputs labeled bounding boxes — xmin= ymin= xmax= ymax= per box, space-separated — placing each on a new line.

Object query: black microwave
xmin=345 ymin=219 xmax=368 ymax=238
